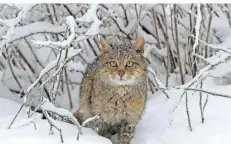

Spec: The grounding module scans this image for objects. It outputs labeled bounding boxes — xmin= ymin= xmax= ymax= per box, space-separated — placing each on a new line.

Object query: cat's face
xmin=99 ymin=38 xmax=147 ymax=86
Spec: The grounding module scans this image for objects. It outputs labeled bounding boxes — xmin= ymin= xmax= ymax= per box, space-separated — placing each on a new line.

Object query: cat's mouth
xmin=119 ymin=77 xmax=126 ymax=81
xmin=107 ymin=75 xmax=136 ymax=86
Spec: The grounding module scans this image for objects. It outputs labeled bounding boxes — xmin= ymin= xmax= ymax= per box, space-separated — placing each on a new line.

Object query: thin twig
xmin=199 ymin=80 xmax=204 ymax=123
xmin=185 ymin=92 xmax=192 ymax=131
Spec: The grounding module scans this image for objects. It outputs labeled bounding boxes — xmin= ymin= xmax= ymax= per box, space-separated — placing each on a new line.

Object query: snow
xmin=3 ymin=75 xmax=231 ymax=144
xmin=162 ymin=83 xmax=231 ymax=144
xmin=0 ymin=98 xmax=111 ymax=144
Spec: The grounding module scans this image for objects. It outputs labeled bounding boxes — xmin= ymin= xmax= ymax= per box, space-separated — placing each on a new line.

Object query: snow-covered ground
xmin=0 ymin=98 xmax=111 ymax=144
xmin=2 ymin=75 xmax=231 ymax=144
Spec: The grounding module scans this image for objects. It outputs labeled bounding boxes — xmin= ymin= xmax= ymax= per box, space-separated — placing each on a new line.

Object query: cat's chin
xmin=106 ymin=77 xmax=136 ymax=86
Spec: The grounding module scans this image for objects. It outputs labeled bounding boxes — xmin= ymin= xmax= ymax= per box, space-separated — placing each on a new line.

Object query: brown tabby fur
xmin=73 ymin=37 xmax=148 ymax=144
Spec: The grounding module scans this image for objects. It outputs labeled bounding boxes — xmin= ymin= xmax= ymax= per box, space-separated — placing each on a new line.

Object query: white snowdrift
xmin=0 ymin=98 xmax=111 ymax=144
xmin=2 ymin=76 xmax=231 ymax=144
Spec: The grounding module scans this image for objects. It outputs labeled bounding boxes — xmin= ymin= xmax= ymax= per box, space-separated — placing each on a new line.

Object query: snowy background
xmin=1 ymin=3 xmax=231 ymax=144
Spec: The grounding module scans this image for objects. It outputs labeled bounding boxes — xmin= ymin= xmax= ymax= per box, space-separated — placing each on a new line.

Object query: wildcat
xmin=73 ymin=37 xmax=148 ymax=144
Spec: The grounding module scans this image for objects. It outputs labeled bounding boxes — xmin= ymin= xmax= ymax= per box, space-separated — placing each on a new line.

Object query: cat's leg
xmin=119 ymin=122 xmax=136 ymax=144
xmin=73 ymin=109 xmax=87 ymax=124
xmin=93 ymin=120 xmax=113 ymax=139
xmin=73 ymin=72 xmax=94 ymax=124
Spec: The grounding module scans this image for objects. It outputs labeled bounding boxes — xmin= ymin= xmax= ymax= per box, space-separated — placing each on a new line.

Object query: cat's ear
xmin=132 ymin=38 xmax=145 ymax=53
xmin=99 ymin=37 xmax=111 ymax=54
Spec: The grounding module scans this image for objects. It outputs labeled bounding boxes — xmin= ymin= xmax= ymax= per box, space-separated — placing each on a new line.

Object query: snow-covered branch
xmin=32 ymin=16 xmax=76 ymax=48
xmin=41 ymin=98 xmax=81 ymax=131
xmin=76 ymin=4 xmax=98 ymax=23
xmin=39 ymin=48 xmax=83 ymax=90
xmin=10 ymin=22 xmax=66 ymax=42
xmin=192 ymin=4 xmax=202 ymax=55
xmin=76 ymin=4 xmax=102 ymax=39
xmin=193 ymin=37 xmax=231 ymax=56
xmin=172 ymin=31 xmax=231 ymax=130
xmin=180 ymin=88 xmax=231 ymax=99
xmin=148 ymin=67 xmax=169 ymax=98
xmin=77 ymin=115 xmax=100 ymax=140
xmin=12 ymin=114 xmax=42 ymax=129
xmin=41 ymin=104 xmax=64 ymax=143
xmin=0 ymin=4 xmax=35 ymax=53
xmin=23 ymin=52 xmax=63 ymax=103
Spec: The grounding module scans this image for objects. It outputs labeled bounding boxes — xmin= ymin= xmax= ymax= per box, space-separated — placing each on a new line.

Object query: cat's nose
xmin=118 ymin=70 xmax=125 ymax=78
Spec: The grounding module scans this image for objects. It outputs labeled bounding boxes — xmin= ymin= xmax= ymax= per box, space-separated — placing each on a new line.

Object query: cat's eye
xmin=110 ymin=61 xmax=117 ymax=67
xmin=126 ymin=61 xmax=134 ymax=67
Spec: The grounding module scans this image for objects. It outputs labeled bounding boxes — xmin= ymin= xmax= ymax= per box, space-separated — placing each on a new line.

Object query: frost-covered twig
xmin=32 ymin=16 xmax=76 ymax=48
xmin=51 ymin=71 xmax=62 ymax=104
xmin=12 ymin=114 xmax=42 ymax=129
xmin=28 ymin=99 xmax=47 ymax=118
xmin=6 ymin=48 xmax=22 ymax=89
xmin=41 ymin=105 xmax=64 ymax=143
xmin=174 ymin=86 xmax=231 ymax=128
xmin=148 ymin=67 xmax=169 ymax=98
xmin=203 ymin=95 xmax=209 ymax=113
xmin=8 ymin=48 xmax=82 ymax=129
xmin=39 ymin=48 xmax=83 ymax=90
xmin=10 ymin=22 xmax=66 ymax=42
xmin=171 ymin=44 xmax=231 ymax=130
xmin=77 ymin=115 xmax=100 ymax=140
xmin=64 ymin=69 xmax=73 ymax=109
xmin=39 ymin=97 xmax=83 ymax=143
xmin=42 ymin=98 xmax=81 ymax=131
xmin=185 ymin=92 xmax=192 ymax=131
xmin=193 ymin=53 xmax=211 ymax=64
xmin=179 ymin=53 xmax=230 ymax=89
xmin=24 ymin=51 xmax=62 ymax=103
xmin=181 ymin=88 xmax=231 ymax=99
xmin=0 ymin=4 xmax=36 ymax=53
xmin=76 ymin=4 xmax=98 ymax=23
xmin=192 ymin=3 xmax=202 ymax=55
xmin=76 ymin=4 xmax=102 ymax=39
xmin=148 ymin=78 xmax=155 ymax=94
xmin=171 ymin=52 xmax=228 ymax=114
xmin=190 ymin=35 xmax=231 ymax=55
xmin=8 ymin=104 xmax=25 ymax=129
xmin=199 ymin=80 xmax=204 ymax=123
xmin=174 ymin=4 xmax=185 ymax=84
xmin=99 ymin=4 xmax=133 ymax=38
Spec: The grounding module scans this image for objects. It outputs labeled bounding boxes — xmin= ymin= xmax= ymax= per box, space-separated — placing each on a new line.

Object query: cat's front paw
xmin=119 ymin=133 xmax=132 ymax=144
